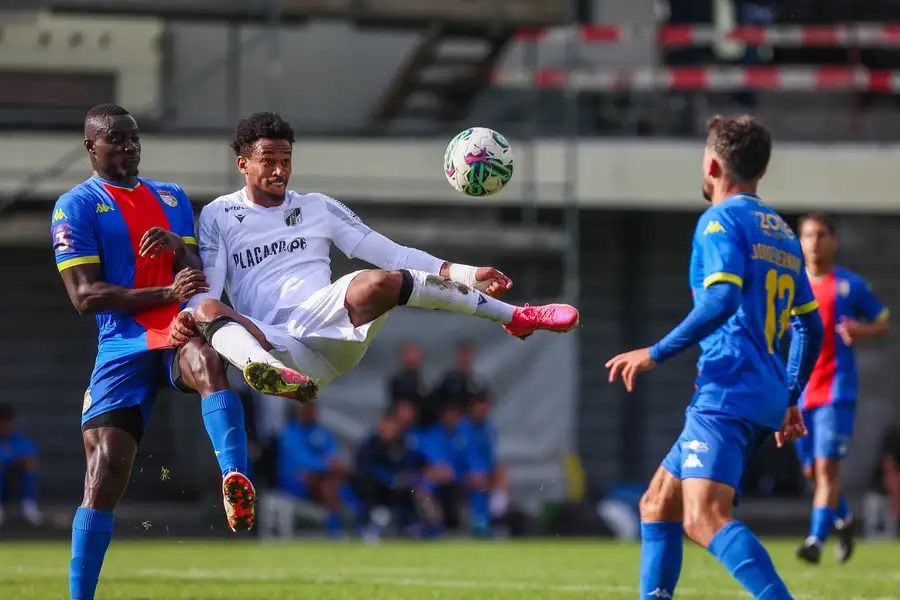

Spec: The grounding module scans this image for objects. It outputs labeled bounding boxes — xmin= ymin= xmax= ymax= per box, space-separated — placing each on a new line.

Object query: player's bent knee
xmin=640 ymin=490 xmax=674 ymax=522
xmin=194 ymin=298 xmax=230 ymax=323
xmin=181 ymin=341 xmax=227 ymax=390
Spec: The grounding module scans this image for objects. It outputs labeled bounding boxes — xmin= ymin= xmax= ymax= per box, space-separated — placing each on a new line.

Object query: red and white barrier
xmin=515 ymin=23 xmax=900 ymax=48
xmin=493 ymin=66 xmax=900 ymax=93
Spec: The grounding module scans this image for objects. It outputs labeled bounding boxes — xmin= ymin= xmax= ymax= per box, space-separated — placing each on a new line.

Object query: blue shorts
xmin=82 ymin=348 xmax=185 ymax=428
xmin=661 ymin=408 xmax=772 ymax=491
xmin=794 ymin=403 xmax=855 ymax=468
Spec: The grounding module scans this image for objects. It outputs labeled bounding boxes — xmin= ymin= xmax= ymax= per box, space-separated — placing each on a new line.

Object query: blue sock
xmin=835 ymin=495 xmax=851 ymax=524
xmin=468 ymin=489 xmax=490 ymax=530
xmin=708 ymin=520 xmax=791 ymax=600
xmin=201 ymin=390 xmax=248 ymax=476
xmin=20 ymin=469 xmax=38 ymax=504
xmin=810 ymin=506 xmax=835 ymax=543
xmin=640 ymin=521 xmax=683 ymax=599
xmin=70 ymin=507 xmax=114 ymax=600
xmin=326 ymin=512 xmax=342 ymax=536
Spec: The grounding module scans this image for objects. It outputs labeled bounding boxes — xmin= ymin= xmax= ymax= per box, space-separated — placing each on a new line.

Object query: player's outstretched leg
xmin=683 ymin=479 xmax=791 ymax=599
xmin=639 ymin=468 xmax=684 ymax=599
xmin=177 ymin=338 xmax=256 ymax=531
xmin=70 ymin=425 xmax=137 ymax=600
xmin=193 ymin=299 xmax=318 ymax=403
xmin=346 ymin=270 xmax=579 ymax=339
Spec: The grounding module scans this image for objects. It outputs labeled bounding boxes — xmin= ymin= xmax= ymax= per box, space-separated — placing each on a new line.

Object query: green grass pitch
xmin=2 ymin=539 xmax=899 ymax=599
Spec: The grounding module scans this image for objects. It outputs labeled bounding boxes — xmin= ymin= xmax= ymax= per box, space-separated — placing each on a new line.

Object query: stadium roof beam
xmin=44 ymin=0 xmax=568 ymax=26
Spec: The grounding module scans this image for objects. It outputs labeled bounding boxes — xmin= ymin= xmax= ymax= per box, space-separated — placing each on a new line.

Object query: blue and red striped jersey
xmin=801 ymin=267 xmax=888 ymax=409
xmin=51 ymin=176 xmax=196 ymax=356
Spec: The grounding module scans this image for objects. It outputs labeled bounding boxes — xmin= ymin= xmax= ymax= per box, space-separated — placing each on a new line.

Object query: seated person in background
xmin=465 ymin=392 xmax=509 ymax=535
xmin=880 ymin=429 xmax=900 ymax=532
xmin=354 ymin=415 xmax=435 ymax=536
xmin=276 ymin=403 xmax=348 ymax=536
xmin=388 ymin=342 xmax=433 ymax=425
xmin=0 ymin=403 xmax=42 ymax=525
xmin=421 ymin=402 xmax=473 ymax=533
xmin=434 ymin=343 xmax=486 ymax=419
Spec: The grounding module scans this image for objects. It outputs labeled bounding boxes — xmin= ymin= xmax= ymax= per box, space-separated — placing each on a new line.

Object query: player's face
xmin=86 ymin=115 xmax=141 ymax=180
xmin=239 ymin=139 xmax=292 ymax=199
xmin=470 ymin=399 xmax=490 ymax=422
xmin=298 ymin=402 xmax=316 ymax=424
xmin=701 ymin=146 xmax=715 ymax=202
xmin=799 ymin=219 xmax=837 ymax=266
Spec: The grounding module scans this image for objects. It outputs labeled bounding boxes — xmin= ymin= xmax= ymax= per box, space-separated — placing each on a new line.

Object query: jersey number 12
xmin=764 ymin=268 xmax=795 ymax=354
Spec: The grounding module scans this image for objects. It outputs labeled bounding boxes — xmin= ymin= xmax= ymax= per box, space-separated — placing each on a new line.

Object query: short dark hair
xmin=230 ymin=112 xmax=295 ymax=155
xmin=84 ymin=103 xmax=130 ymax=138
xmin=706 ymin=115 xmax=772 ymax=183
xmin=799 ymin=212 xmax=837 ymax=236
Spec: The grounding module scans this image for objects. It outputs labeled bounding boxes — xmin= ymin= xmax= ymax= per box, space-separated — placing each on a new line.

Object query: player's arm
xmin=606 ymin=207 xmax=745 ymax=392
xmin=59 ymin=263 xmax=207 ymax=315
xmin=837 ymin=276 xmax=890 ymax=345
xmin=325 ymin=196 xmax=512 ymax=297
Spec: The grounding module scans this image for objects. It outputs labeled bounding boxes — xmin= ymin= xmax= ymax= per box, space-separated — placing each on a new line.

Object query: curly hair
xmin=706 ymin=115 xmax=772 ymax=183
xmin=230 ymin=112 xmax=295 ymax=155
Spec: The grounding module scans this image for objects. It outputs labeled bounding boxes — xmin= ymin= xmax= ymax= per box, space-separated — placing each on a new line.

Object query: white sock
xmin=490 ymin=491 xmax=509 ymax=517
xmin=209 ymin=322 xmax=287 ymax=370
xmin=404 ymin=271 xmax=515 ymax=324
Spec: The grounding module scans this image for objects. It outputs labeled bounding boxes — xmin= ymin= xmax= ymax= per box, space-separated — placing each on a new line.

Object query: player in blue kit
xmin=53 ymin=104 xmax=254 ymax=600
xmin=606 ymin=115 xmax=824 ymax=599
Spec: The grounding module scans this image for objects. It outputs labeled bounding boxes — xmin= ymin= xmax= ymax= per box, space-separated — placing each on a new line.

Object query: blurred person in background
xmin=277 ymin=403 xmax=350 ymax=536
xmin=795 ymin=212 xmax=890 ymax=564
xmin=464 ymin=392 xmax=509 ymax=536
xmin=0 ymin=403 xmax=42 ymax=526
xmin=353 ymin=415 xmax=435 ymax=538
xmin=420 ymin=402 xmax=472 ymax=533
xmin=387 ymin=342 xmax=433 ymax=425
xmin=53 ymin=103 xmax=254 ymax=600
xmin=434 ymin=342 xmax=487 ymax=417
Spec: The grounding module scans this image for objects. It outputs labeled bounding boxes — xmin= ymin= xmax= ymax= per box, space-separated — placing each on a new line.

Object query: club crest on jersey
xmin=234 ymin=213 xmax=246 ymax=223
xmin=158 ymin=191 xmax=178 ymax=207
xmin=284 ymin=207 xmax=303 ymax=227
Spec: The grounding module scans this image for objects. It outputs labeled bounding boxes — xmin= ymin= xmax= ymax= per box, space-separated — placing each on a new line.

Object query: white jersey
xmin=196 ymin=188 xmax=373 ymax=324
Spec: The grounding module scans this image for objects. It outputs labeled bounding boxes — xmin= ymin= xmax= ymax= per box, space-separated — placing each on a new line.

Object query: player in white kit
xmin=169 ymin=113 xmax=579 ymax=402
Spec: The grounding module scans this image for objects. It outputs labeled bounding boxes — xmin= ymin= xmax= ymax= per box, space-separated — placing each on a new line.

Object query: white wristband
xmin=448 ymin=263 xmax=478 ymax=288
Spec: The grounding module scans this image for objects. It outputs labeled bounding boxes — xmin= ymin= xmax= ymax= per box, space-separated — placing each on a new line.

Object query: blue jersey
xmin=463 ymin=420 xmax=498 ymax=474
xmin=51 ymin=176 xmax=196 ymax=423
xmin=0 ymin=430 xmax=37 ymax=466
xmin=689 ymin=194 xmax=817 ymax=430
xmin=277 ymin=421 xmax=339 ymax=495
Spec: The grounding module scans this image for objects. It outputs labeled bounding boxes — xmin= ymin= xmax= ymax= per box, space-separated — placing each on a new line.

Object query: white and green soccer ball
xmin=443 ymin=127 xmax=514 ymax=197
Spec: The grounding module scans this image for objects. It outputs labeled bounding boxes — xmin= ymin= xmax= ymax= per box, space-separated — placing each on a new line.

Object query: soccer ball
xmin=443 ymin=127 xmax=514 ymax=197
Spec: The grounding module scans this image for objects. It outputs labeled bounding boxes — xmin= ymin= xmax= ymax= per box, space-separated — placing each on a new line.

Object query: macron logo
xmin=648 ymin=589 xmax=673 ymax=599
xmin=683 ymin=453 xmax=704 ymax=469
xmin=703 ymin=220 xmax=725 ymax=235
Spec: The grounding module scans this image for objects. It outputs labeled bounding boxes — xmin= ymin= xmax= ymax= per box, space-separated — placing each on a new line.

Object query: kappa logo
xmin=648 ymin=589 xmax=672 ymax=599
xmin=52 ymin=208 xmax=67 ymax=222
xmin=681 ymin=439 xmax=709 ymax=453
xmin=158 ymin=190 xmax=178 ymax=207
xmin=96 ymin=203 xmax=115 ymax=214
xmin=703 ymin=220 xmax=726 ymax=235
xmin=284 ymin=207 xmax=303 ymax=227
xmin=683 ymin=453 xmax=704 ymax=469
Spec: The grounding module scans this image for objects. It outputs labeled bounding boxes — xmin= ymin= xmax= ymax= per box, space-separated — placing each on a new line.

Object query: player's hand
xmin=835 ymin=317 xmax=862 ymax=346
xmin=168 ymin=310 xmax=197 ymax=347
xmin=775 ymin=406 xmax=807 ymax=448
xmin=474 ymin=267 xmax=513 ymax=298
xmin=605 ymin=347 xmax=656 ymax=393
xmin=170 ymin=267 xmax=209 ymax=302
xmin=140 ymin=227 xmax=186 ymax=258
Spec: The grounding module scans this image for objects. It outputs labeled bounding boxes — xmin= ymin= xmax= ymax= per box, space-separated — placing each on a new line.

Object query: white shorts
xmin=251 ymin=271 xmax=388 ymax=389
